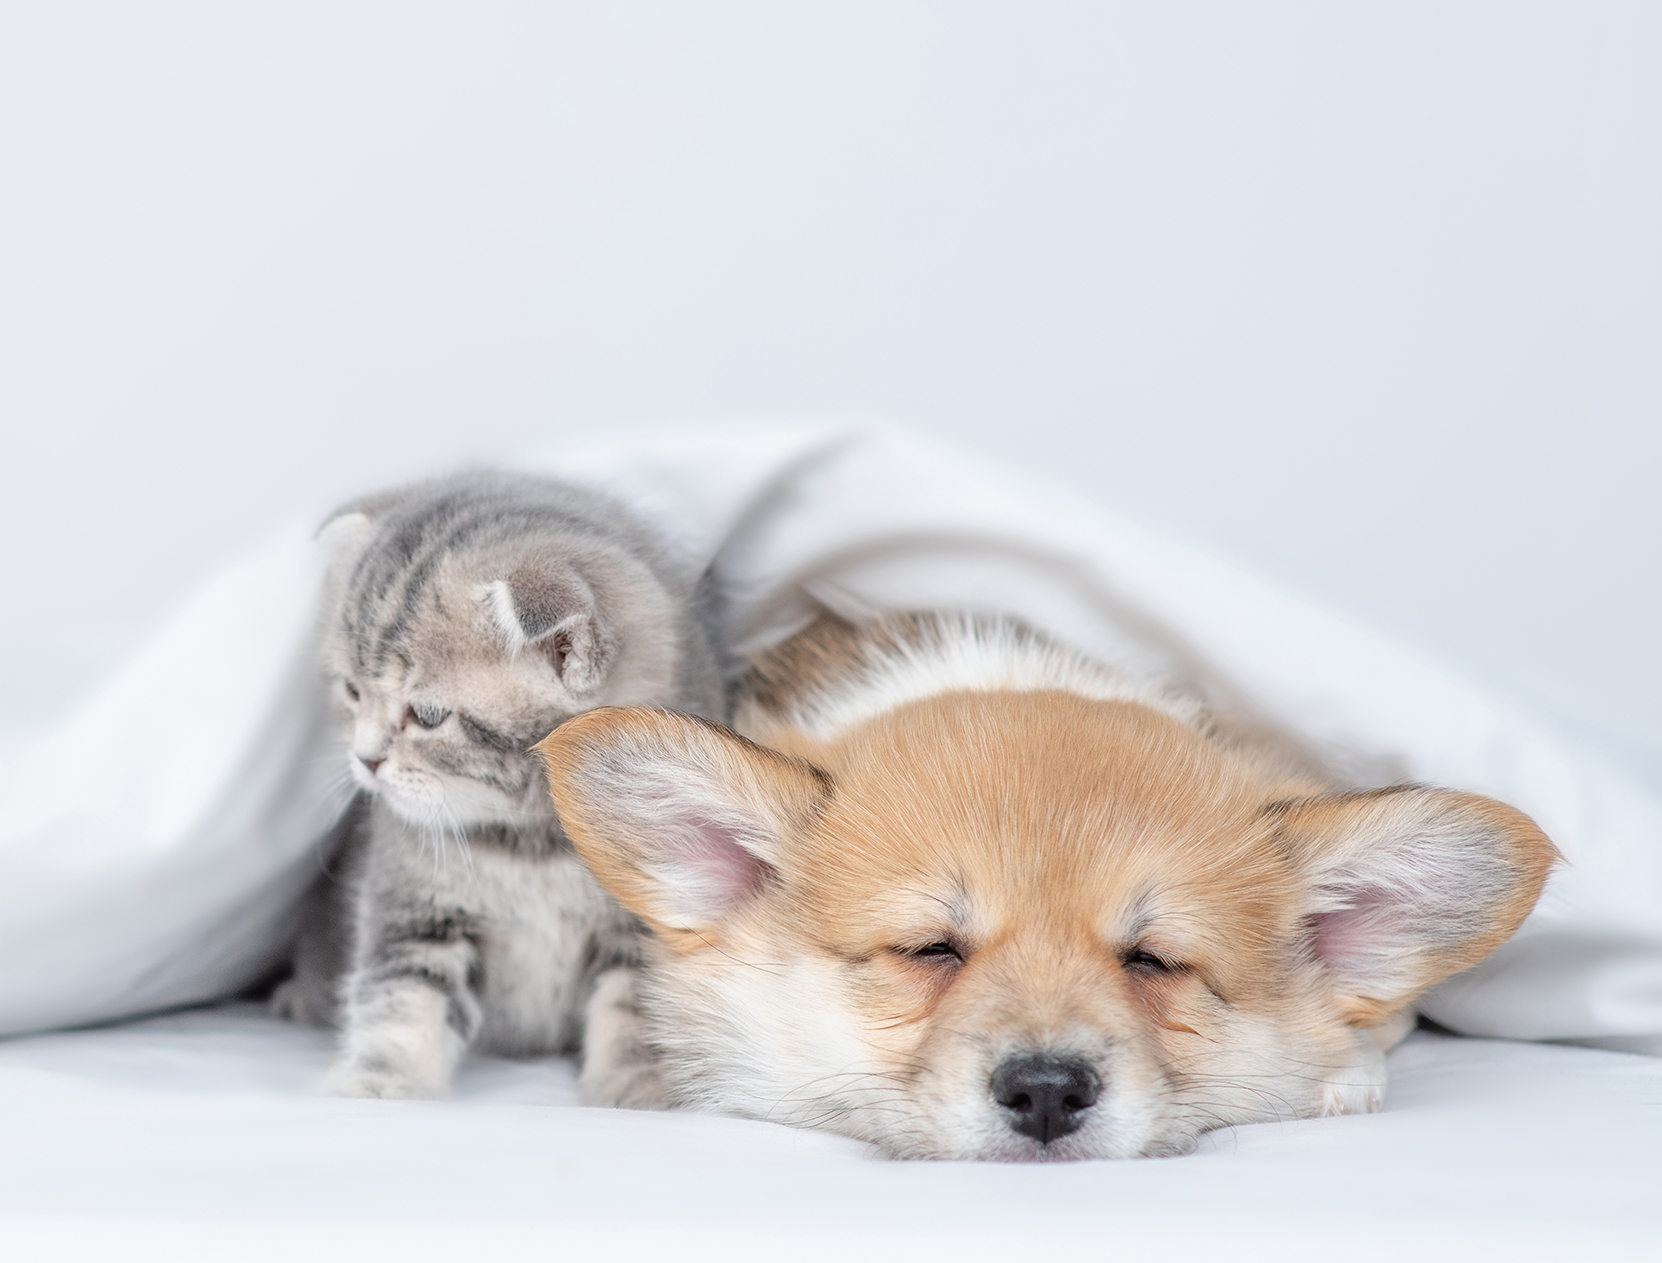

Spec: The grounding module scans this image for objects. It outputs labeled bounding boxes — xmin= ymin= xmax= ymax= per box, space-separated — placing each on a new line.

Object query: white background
xmin=2 ymin=2 xmax=1657 ymax=786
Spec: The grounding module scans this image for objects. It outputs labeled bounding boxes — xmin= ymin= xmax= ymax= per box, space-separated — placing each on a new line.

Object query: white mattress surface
xmin=1 ymin=1005 xmax=1656 ymax=1261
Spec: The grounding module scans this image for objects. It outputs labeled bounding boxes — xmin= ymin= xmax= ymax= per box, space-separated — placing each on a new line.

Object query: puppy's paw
xmin=315 ymin=1061 xmax=444 ymax=1100
xmin=1366 ymin=1007 xmax=1417 ymax=1053
xmin=1319 ymin=1036 xmax=1386 ymax=1116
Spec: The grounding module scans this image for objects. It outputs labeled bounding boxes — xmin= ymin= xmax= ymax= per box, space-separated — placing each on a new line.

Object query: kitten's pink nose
xmin=359 ymin=755 xmax=385 ymax=775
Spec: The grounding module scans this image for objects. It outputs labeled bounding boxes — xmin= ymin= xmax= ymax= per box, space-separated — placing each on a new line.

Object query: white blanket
xmin=0 ymin=1004 xmax=1656 ymax=1260
xmin=2 ymin=424 xmax=1660 ymax=1051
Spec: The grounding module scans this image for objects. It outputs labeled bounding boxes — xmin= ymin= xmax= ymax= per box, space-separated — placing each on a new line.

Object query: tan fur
xmin=538 ymin=613 xmax=1558 ymax=1160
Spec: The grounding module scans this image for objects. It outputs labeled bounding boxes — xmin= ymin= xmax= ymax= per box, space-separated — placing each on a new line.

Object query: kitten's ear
xmin=316 ymin=511 xmax=375 ymax=577
xmin=1270 ymin=787 xmax=1558 ymax=1027
xmin=536 ymin=707 xmax=829 ymax=949
xmin=480 ymin=562 xmax=614 ymax=695
xmin=318 ymin=483 xmax=413 ymax=573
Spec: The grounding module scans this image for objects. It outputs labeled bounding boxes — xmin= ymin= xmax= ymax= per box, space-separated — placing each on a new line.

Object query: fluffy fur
xmin=538 ymin=611 xmax=1557 ymax=1160
xmin=273 ymin=471 xmax=724 ymax=1103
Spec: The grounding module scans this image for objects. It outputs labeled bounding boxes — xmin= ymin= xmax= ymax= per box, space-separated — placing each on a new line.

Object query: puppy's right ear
xmin=536 ymin=708 xmax=829 ymax=949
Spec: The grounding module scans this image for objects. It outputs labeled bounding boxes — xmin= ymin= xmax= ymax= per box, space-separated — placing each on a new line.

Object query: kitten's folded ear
xmin=317 ymin=483 xmax=415 ymax=579
xmin=1270 ymin=787 xmax=1559 ymax=1028
xmin=480 ymin=560 xmax=615 ymax=696
xmin=536 ymin=708 xmax=830 ymax=950
xmin=316 ymin=510 xmax=375 ymax=579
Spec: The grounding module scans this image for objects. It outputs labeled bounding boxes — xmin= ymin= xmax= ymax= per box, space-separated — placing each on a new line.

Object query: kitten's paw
xmin=579 ymin=964 xmax=669 ymax=1110
xmin=580 ymin=1060 xmax=670 ymax=1110
xmin=270 ymin=978 xmax=335 ymax=1027
xmin=315 ymin=1062 xmax=445 ymax=1100
xmin=269 ymin=979 xmax=305 ymax=1023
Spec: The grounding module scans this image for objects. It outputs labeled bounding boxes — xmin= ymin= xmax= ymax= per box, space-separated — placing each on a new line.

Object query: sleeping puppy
xmin=537 ymin=612 xmax=1556 ymax=1161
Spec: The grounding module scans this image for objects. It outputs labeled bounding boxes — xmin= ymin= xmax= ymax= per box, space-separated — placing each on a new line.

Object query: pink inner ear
xmin=1309 ymin=896 xmax=1413 ymax=985
xmin=664 ymin=818 xmax=774 ymax=920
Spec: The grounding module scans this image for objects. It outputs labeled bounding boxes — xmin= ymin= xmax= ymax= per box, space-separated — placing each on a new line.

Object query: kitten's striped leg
xmin=318 ymin=910 xmax=481 ymax=1100
xmin=579 ymin=965 xmax=669 ymax=1109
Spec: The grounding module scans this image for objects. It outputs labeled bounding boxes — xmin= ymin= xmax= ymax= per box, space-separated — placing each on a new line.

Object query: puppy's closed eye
xmin=1123 ymin=948 xmax=1182 ymax=974
xmin=908 ymin=941 xmax=962 ymax=962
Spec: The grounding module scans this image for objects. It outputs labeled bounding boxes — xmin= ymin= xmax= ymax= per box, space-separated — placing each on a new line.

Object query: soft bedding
xmin=3 ymin=423 xmax=1659 ymax=1047
xmin=0 ymin=1004 xmax=1656 ymax=1260
xmin=2 ymin=424 xmax=1661 ymax=1255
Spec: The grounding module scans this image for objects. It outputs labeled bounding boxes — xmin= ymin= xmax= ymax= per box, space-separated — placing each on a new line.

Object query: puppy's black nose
xmin=991 ymin=1054 xmax=1100 ymax=1145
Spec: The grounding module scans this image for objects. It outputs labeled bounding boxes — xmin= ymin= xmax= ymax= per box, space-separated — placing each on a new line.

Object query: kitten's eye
xmin=342 ymin=680 xmax=360 ymax=703
xmin=1123 ymin=948 xmax=1179 ymax=974
xmin=406 ymin=704 xmax=451 ymax=730
xmin=908 ymin=941 xmax=962 ymax=962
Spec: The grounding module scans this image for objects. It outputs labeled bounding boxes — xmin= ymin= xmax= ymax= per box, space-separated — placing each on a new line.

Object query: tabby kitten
xmin=273 ymin=471 xmax=724 ymax=1104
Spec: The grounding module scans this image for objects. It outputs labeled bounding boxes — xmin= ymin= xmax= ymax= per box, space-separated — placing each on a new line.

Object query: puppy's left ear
xmin=1270 ymin=787 xmax=1558 ymax=1027
xmin=535 ymin=707 xmax=830 ymax=950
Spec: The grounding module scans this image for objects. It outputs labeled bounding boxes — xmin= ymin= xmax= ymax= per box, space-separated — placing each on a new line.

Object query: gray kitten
xmin=272 ymin=471 xmax=724 ymax=1104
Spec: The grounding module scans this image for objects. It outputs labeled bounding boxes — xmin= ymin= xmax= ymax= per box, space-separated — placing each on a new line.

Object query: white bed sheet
xmin=1 ymin=1006 xmax=1656 ymax=1262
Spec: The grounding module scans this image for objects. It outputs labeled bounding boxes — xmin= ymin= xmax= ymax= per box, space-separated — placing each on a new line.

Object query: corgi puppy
xmin=537 ymin=613 xmax=1556 ymax=1161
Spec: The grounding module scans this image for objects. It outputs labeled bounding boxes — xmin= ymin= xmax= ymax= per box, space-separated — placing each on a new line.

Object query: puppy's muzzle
xmin=991 ymin=1054 xmax=1101 ymax=1145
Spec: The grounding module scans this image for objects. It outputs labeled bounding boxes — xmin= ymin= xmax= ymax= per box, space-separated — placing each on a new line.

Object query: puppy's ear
xmin=1270 ymin=787 xmax=1558 ymax=1027
xmin=480 ymin=561 xmax=613 ymax=696
xmin=536 ymin=708 xmax=829 ymax=948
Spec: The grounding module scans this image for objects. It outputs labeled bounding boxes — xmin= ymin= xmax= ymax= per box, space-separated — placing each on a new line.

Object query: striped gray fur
xmin=272 ymin=470 xmax=724 ymax=1104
